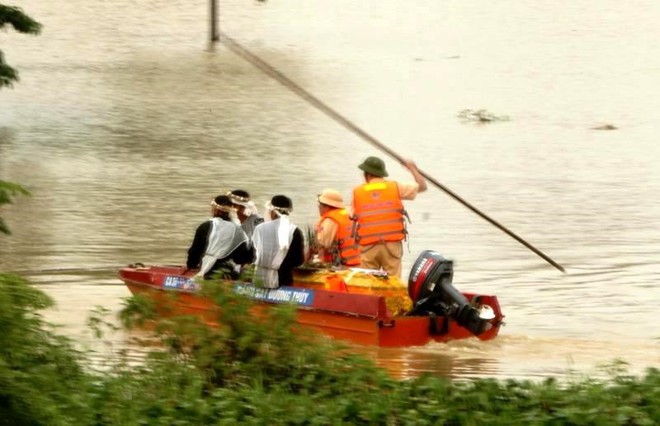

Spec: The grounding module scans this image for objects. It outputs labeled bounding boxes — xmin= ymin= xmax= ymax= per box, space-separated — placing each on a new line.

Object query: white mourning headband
xmin=264 ymin=201 xmax=292 ymax=215
xmin=227 ymin=192 xmax=250 ymax=205
xmin=211 ymin=200 xmax=237 ymax=213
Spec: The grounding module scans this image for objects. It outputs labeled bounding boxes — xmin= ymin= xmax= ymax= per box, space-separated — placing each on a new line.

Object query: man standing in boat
xmin=251 ymin=195 xmax=305 ymax=288
xmin=315 ymin=189 xmax=361 ymax=267
xmin=352 ymin=156 xmax=427 ymax=278
xmin=186 ymin=195 xmax=254 ymax=279
xmin=227 ymin=189 xmax=264 ymax=241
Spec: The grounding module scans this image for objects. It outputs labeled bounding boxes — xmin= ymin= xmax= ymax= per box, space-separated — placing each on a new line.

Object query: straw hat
xmin=317 ymin=189 xmax=345 ymax=209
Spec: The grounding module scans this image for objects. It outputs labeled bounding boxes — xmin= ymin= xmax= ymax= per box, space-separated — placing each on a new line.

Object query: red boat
xmin=118 ymin=250 xmax=504 ymax=347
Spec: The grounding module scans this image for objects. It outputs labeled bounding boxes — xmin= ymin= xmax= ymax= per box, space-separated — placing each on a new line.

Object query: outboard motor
xmin=407 ymin=250 xmax=494 ymax=336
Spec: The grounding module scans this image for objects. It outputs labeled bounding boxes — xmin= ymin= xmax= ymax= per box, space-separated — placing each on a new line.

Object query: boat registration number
xmin=163 ymin=276 xmax=199 ymax=291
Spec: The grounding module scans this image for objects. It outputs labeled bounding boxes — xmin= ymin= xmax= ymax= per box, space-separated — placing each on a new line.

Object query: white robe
xmin=196 ymin=218 xmax=249 ymax=278
xmin=252 ymin=218 xmax=296 ymax=288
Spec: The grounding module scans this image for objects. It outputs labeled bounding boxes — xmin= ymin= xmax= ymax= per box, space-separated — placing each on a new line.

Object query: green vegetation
xmin=0 ymin=274 xmax=658 ymax=425
xmin=0 ymin=3 xmax=42 ymax=88
xmin=1 ymin=3 xmax=656 ymax=423
xmin=0 ymin=180 xmax=30 ymax=234
xmin=1 ymin=3 xmax=38 ymax=239
xmin=0 ymin=273 xmax=94 ymax=425
xmin=0 ymin=176 xmax=657 ymax=424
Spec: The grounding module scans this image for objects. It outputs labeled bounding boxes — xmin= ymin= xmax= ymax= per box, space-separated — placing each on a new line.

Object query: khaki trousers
xmin=359 ymin=241 xmax=403 ymax=278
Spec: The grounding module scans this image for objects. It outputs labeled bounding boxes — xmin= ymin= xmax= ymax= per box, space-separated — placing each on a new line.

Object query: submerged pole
xmin=210 ymin=0 xmax=219 ymax=42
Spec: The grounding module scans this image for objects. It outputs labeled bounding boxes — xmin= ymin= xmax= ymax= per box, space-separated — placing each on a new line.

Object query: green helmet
xmin=358 ymin=156 xmax=388 ymax=177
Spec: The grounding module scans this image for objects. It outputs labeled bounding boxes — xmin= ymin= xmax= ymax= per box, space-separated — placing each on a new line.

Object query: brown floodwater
xmin=2 ymin=0 xmax=659 ymax=380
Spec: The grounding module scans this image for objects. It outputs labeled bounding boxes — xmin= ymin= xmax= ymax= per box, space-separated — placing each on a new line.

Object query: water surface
xmin=2 ymin=0 xmax=659 ymax=379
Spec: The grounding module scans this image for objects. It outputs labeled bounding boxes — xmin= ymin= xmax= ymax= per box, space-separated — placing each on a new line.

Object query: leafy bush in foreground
xmin=0 ymin=273 xmax=92 ymax=425
xmin=1 ymin=275 xmax=659 ymax=425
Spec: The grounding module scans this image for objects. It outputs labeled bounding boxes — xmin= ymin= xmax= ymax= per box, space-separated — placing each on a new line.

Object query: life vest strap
xmin=354 ymin=208 xmax=405 ymax=218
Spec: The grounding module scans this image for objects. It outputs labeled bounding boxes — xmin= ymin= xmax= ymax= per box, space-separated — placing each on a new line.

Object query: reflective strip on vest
xmin=319 ymin=208 xmax=361 ymax=266
xmin=353 ymin=181 xmax=406 ymax=245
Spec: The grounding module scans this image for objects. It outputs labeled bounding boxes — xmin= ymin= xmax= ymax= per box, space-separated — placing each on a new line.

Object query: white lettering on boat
xmin=163 ymin=276 xmax=199 ymax=291
xmin=233 ymin=283 xmax=314 ymax=306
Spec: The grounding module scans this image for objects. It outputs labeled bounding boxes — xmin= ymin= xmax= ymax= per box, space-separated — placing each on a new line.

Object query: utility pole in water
xmin=210 ymin=0 xmax=219 ymax=42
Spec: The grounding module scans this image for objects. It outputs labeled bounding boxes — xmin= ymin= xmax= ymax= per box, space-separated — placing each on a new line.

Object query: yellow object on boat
xmin=293 ymin=268 xmax=413 ymax=315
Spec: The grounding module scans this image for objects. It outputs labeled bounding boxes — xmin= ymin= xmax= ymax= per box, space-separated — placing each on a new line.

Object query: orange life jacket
xmin=317 ymin=208 xmax=361 ymax=266
xmin=352 ymin=180 xmax=406 ymax=245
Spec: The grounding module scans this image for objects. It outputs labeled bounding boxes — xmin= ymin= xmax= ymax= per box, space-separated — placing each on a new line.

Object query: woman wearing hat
xmin=352 ymin=156 xmax=427 ymax=277
xmin=315 ymin=189 xmax=360 ymax=267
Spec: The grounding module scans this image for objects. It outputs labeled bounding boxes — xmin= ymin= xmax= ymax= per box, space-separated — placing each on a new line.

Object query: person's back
xmin=252 ymin=195 xmax=305 ymax=288
xmin=315 ymin=189 xmax=360 ymax=267
xmin=186 ymin=195 xmax=253 ymax=279
xmin=352 ymin=156 xmax=427 ymax=277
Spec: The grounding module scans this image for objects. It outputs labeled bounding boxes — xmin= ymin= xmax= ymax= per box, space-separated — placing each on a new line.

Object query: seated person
xmin=186 ymin=195 xmax=254 ymax=279
xmin=252 ymin=195 xmax=305 ymax=288
xmin=315 ymin=189 xmax=360 ymax=267
xmin=227 ymin=189 xmax=264 ymax=240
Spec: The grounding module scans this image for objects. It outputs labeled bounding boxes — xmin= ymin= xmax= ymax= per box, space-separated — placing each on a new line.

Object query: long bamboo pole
xmin=219 ymin=32 xmax=566 ymax=274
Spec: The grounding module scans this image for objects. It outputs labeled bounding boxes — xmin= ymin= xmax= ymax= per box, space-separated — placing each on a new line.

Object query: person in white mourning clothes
xmin=186 ymin=195 xmax=254 ymax=279
xmin=251 ymin=195 xmax=305 ymax=288
xmin=227 ymin=189 xmax=264 ymax=240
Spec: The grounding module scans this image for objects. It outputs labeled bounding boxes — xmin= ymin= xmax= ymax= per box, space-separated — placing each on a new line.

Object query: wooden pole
xmin=210 ymin=0 xmax=219 ymax=42
xmin=220 ymin=33 xmax=566 ymax=273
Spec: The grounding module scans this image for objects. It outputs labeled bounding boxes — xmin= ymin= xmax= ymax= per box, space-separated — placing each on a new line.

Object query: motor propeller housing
xmin=407 ymin=250 xmax=493 ymax=336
